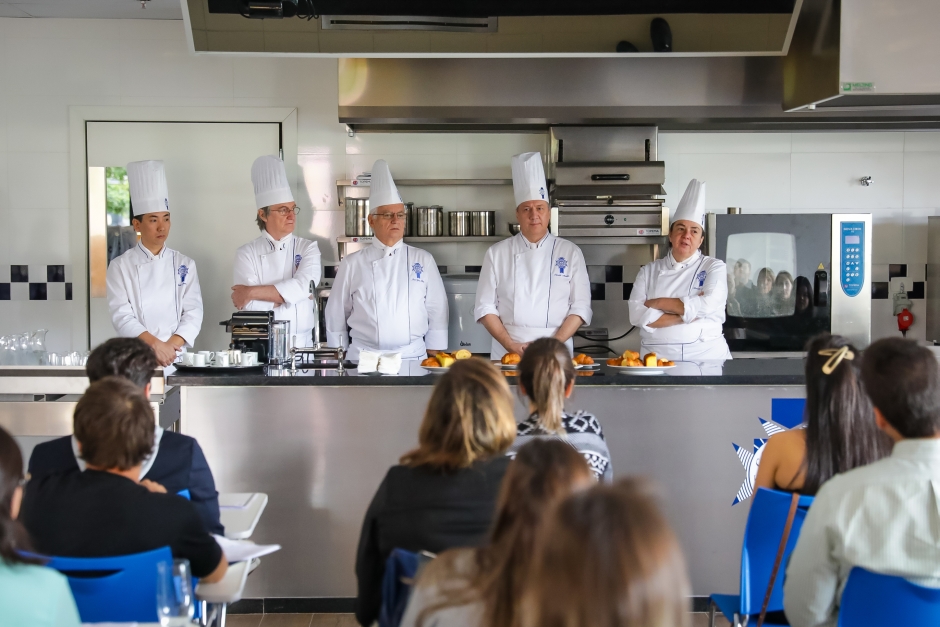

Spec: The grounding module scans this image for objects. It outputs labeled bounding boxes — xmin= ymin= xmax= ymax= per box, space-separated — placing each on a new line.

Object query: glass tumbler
xmin=156 ymin=558 xmax=194 ymax=626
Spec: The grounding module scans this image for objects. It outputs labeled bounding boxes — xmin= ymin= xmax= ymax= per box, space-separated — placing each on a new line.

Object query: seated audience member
xmin=772 ymin=271 xmax=795 ymax=316
xmin=0 ymin=426 xmax=81 ymax=627
xmin=401 ymin=439 xmax=593 ymax=627
xmin=506 ymin=338 xmax=612 ymax=482
xmin=29 ymin=337 xmax=223 ymax=534
xmin=21 ymin=377 xmax=227 ymax=582
xmin=755 ymin=334 xmax=891 ymax=495
xmin=521 ymin=478 xmax=691 ymax=627
xmin=355 ymin=359 xmax=517 ymax=627
xmin=784 ymin=338 xmax=940 ymax=627
xmin=747 ymin=267 xmax=776 ymax=317
xmin=726 ymin=274 xmax=743 ymax=318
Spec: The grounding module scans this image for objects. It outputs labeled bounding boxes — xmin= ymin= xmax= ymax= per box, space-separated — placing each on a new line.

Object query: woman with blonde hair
xmin=400 ymin=439 xmax=593 ymax=627
xmin=522 ymin=478 xmax=691 ymax=627
xmin=506 ymin=337 xmax=612 ymax=481
xmin=355 ymin=358 xmax=517 ymax=627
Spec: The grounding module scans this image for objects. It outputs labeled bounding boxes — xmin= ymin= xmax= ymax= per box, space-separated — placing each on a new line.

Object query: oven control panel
xmin=840 ymin=221 xmax=865 ymax=297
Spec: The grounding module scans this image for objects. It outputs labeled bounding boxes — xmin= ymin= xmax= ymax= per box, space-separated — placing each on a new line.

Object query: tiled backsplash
xmin=0 ymin=265 xmax=73 ymax=301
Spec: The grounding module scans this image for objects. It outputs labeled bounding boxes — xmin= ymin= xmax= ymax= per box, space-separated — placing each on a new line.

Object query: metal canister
xmin=344 ymin=198 xmax=372 ymax=236
xmin=470 ymin=211 xmax=496 ymax=236
xmin=448 ymin=211 xmax=472 ymax=236
xmin=416 ymin=206 xmax=444 ymax=236
xmin=403 ymin=202 xmax=414 ymax=237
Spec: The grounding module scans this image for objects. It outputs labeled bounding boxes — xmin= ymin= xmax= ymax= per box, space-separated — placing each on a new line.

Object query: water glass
xmin=156 ymin=559 xmax=194 ymax=626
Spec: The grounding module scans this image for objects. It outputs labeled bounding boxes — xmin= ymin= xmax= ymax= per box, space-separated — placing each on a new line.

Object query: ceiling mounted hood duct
xmin=784 ymin=0 xmax=940 ymax=111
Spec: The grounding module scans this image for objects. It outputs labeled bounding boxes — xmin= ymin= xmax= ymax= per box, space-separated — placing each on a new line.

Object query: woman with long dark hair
xmin=755 ymin=334 xmax=893 ymax=495
xmin=400 ymin=439 xmax=593 ymax=627
xmin=0 ymin=425 xmax=81 ymax=626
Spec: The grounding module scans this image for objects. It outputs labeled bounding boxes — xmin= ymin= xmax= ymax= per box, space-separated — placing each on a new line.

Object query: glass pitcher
xmin=269 ymin=320 xmax=291 ymax=366
xmin=0 ymin=336 xmax=11 ymax=366
xmin=29 ymin=329 xmax=48 ymax=365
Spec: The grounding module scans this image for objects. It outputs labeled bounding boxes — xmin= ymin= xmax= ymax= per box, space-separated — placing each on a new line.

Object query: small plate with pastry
xmin=605 ymin=351 xmax=675 ymax=375
xmin=572 ymin=353 xmax=599 ymax=370
xmin=496 ymin=352 xmax=521 ymax=370
xmin=421 ymin=352 xmax=457 ymax=372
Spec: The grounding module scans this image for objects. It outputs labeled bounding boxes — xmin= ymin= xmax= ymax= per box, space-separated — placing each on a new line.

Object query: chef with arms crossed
xmin=324 ymin=159 xmax=448 ymax=360
xmin=474 ymin=152 xmax=592 ymax=360
xmin=628 ymin=179 xmax=732 ymax=361
xmin=107 ymin=160 xmax=203 ymax=367
xmin=232 ymin=155 xmax=322 ymax=347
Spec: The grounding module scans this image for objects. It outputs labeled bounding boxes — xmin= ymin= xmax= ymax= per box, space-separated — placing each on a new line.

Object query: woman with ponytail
xmin=0 ymin=425 xmax=80 ymax=626
xmin=507 ymin=337 xmax=613 ymax=482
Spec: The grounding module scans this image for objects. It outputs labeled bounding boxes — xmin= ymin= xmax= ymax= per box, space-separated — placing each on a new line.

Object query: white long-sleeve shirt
xmin=106 ymin=243 xmax=203 ymax=346
xmin=784 ymin=439 xmax=940 ymax=627
xmin=324 ymin=238 xmax=448 ymax=360
xmin=233 ymin=230 xmax=321 ymax=346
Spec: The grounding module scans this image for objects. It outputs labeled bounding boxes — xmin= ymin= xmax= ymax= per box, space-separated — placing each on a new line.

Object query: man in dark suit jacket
xmin=28 ymin=337 xmax=224 ymax=535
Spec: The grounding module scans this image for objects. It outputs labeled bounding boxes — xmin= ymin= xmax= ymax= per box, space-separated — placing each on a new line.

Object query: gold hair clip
xmin=818 ymin=346 xmax=854 ymax=375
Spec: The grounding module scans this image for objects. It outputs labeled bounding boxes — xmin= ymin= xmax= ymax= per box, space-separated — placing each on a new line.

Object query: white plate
xmin=607 ymin=364 xmax=676 ymax=375
xmin=575 ymin=364 xmax=600 ymax=370
xmin=421 ymin=364 xmax=450 ymax=372
xmin=499 ymin=363 xmax=519 ymax=370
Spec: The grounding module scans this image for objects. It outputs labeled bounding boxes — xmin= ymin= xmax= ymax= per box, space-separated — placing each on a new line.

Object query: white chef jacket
xmin=628 ymin=249 xmax=731 ymax=361
xmin=784 ymin=439 xmax=940 ymax=627
xmin=233 ymin=231 xmax=321 ymax=348
xmin=474 ymin=232 xmax=592 ymax=360
xmin=324 ymin=238 xmax=448 ymax=360
xmin=106 ymin=243 xmax=203 ymax=346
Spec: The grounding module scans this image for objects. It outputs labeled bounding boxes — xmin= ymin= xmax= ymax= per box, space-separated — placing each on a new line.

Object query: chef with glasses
xmin=107 ymin=160 xmax=204 ymax=367
xmin=232 ymin=155 xmax=322 ymax=347
xmin=324 ymin=159 xmax=448 ymax=360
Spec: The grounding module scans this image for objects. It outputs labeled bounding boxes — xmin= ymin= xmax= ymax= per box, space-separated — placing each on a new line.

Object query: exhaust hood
xmin=784 ymin=0 xmax=940 ymax=111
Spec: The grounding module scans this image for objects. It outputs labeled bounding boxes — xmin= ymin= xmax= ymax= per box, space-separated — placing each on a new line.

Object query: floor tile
xmin=259 ymin=614 xmax=313 ymax=627
xmin=226 ymin=615 xmax=263 ymax=627
xmin=310 ymin=614 xmax=359 ymax=627
xmin=691 ymin=611 xmax=732 ymax=627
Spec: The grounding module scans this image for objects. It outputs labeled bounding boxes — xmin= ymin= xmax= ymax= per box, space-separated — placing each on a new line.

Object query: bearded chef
xmin=107 ymin=160 xmax=203 ymax=367
xmin=232 ymin=155 xmax=322 ymax=347
xmin=628 ymin=179 xmax=732 ymax=361
xmin=324 ymin=160 xmax=448 ymax=360
xmin=474 ymin=152 xmax=592 ymax=360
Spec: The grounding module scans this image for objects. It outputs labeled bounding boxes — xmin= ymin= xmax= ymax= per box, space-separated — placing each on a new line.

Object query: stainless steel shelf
xmin=405 ymin=236 xmax=507 ymax=243
xmin=337 ymin=179 xmax=512 ymax=187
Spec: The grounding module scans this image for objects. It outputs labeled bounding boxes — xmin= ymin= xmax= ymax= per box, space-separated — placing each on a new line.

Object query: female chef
xmin=107 ymin=161 xmax=203 ymax=367
xmin=324 ymin=159 xmax=448 ymax=360
xmin=231 ymin=155 xmax=322 ymax=347
xmin=474 ymin=152 xmax=592 ymax=360
xmin=627 ymin=179 xmax=732 ymax=361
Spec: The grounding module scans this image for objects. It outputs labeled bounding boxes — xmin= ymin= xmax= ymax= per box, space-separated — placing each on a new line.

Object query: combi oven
xmin=706 ymin=213 xmax=872 ymax=353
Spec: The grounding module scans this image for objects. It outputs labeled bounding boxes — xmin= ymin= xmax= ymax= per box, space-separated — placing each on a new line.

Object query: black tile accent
xmin=872 ymin=281 xmax=889 ymax=299
xmin=908 ymin=281 xmax=925 ymax=299
xmin=323 ymin=265 xmax=337 ymax=279
xmin=464 ymin=265 xmax=482 ymax=273
xmin=29 ymin=283 xmax=47 ymax=300
xmin=227 ymin=599 xmax=264 ymax=614
xmin=590 ymin=282 xmax=606 ymax=301
xmin=437 ymin=265 xmax=447 ymax=275
xmin=46 ymin=265 xmax=65 ymax=282
xmin=889 ymin=264 xmax=907 ymax=279
xmin=0 ymin=284 xmax=9 ymax=300
xmin=623 ymin=282 xmax=634 ymax=300
xmin=65 ymin=283 xmax=73 ymax=301
xmin=11 ymin=265 xmax=27 ymax=283
xmin=260 ymin=597 xmax=356 ymax=613
xmin=604 ymin=265 xmax=623 ymax=283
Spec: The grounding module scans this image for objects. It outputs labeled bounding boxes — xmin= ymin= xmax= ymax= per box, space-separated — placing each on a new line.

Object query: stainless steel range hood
xmin=784 ymin=0 xmax=940 ymax=111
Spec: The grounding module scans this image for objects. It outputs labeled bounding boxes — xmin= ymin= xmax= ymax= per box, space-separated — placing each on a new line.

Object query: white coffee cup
xmin=242 ymin=352 xmax=258 ymax=367
xmin=192 ymin=354 xmax=207 ymax=367
xmin=179 ymin=353 xmax=195 ymax=366
xmin=230 ymin=349 xmax=242 ymax=365
xmin=216 ymin=353 xmax=231 ymax=367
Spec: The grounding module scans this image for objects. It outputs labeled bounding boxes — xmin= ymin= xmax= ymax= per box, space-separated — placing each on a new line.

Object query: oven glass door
xmin=715 ymin=214 xmax=832 ymax=351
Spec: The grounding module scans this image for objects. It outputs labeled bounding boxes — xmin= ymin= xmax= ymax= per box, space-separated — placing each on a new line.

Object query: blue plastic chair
xmin=838 ymin=567 xmax=940 ymax=626
xmin=709 ymin=488 xmax=815 ymax=627
xmin=43 ymin=546 xmax=175 ymax=623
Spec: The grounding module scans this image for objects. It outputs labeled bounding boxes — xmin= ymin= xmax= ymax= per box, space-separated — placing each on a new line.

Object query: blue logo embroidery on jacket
xmin=696 ymin=270 xmax=707 ymax=288
xmin=294 ymin=254 xmax=302 ymax=269
xmin=555 ymin=257 xmax=568 ymax=276
xmin=412 ymin=262 xmax=424 ymax=280
xmin=539 ymin=186 xmax=546 ymax=200
xmin=178 ymin=264 xmax=188 ymax=286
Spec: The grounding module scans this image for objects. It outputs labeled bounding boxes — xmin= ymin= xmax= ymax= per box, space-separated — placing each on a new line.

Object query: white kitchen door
xmin=86 ymin=121 xmax=281 ymax=351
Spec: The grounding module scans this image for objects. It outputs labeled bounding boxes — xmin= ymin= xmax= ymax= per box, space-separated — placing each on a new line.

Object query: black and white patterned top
xmin=506 ymin=410 xmax=613 ymax=482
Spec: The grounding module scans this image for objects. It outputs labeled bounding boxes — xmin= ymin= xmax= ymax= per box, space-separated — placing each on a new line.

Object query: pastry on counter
xmin=420 ymin=357 xmax=438 ymax=367
xmin=454 ymin=349 xmax=472 ymax=360
xmin=643 ymin=352 xmax=658 ymax=367
xmin=501 ymin=352 xmax=521 ymax=365
xmin=574 ymin=353 xmax=594 ymax=365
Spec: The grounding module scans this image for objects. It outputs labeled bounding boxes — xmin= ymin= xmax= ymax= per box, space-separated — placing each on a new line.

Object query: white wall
xmin=1 ymin=17 xmax=938 ymax=351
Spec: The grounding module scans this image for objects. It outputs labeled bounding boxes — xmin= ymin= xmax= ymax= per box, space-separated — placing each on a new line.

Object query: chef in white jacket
xmin=232 ymin=155 xmax=322 ymax=347
xmin=628 ymin=179 xmax=732 ymax=361
xmin=324 ymin=159 xmax=448 ymax=360
xmin=107 ymin=160 xmax=203 ymax=367
xmin=474 ymin=152 xmax=592 ymax=360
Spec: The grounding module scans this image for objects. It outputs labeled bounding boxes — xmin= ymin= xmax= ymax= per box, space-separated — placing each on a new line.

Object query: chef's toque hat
xmin=251 ymin=155 xmax=294 ymax=210
xmin=671 ymin=179 xmax=706 ymax=227
xmin=368 ymin=159 xmax=402 ymax=212
xmin=511 ymin=152 xmax=549 ymax=208
xmin=127 ymin=160 xmax=169 ymax=216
